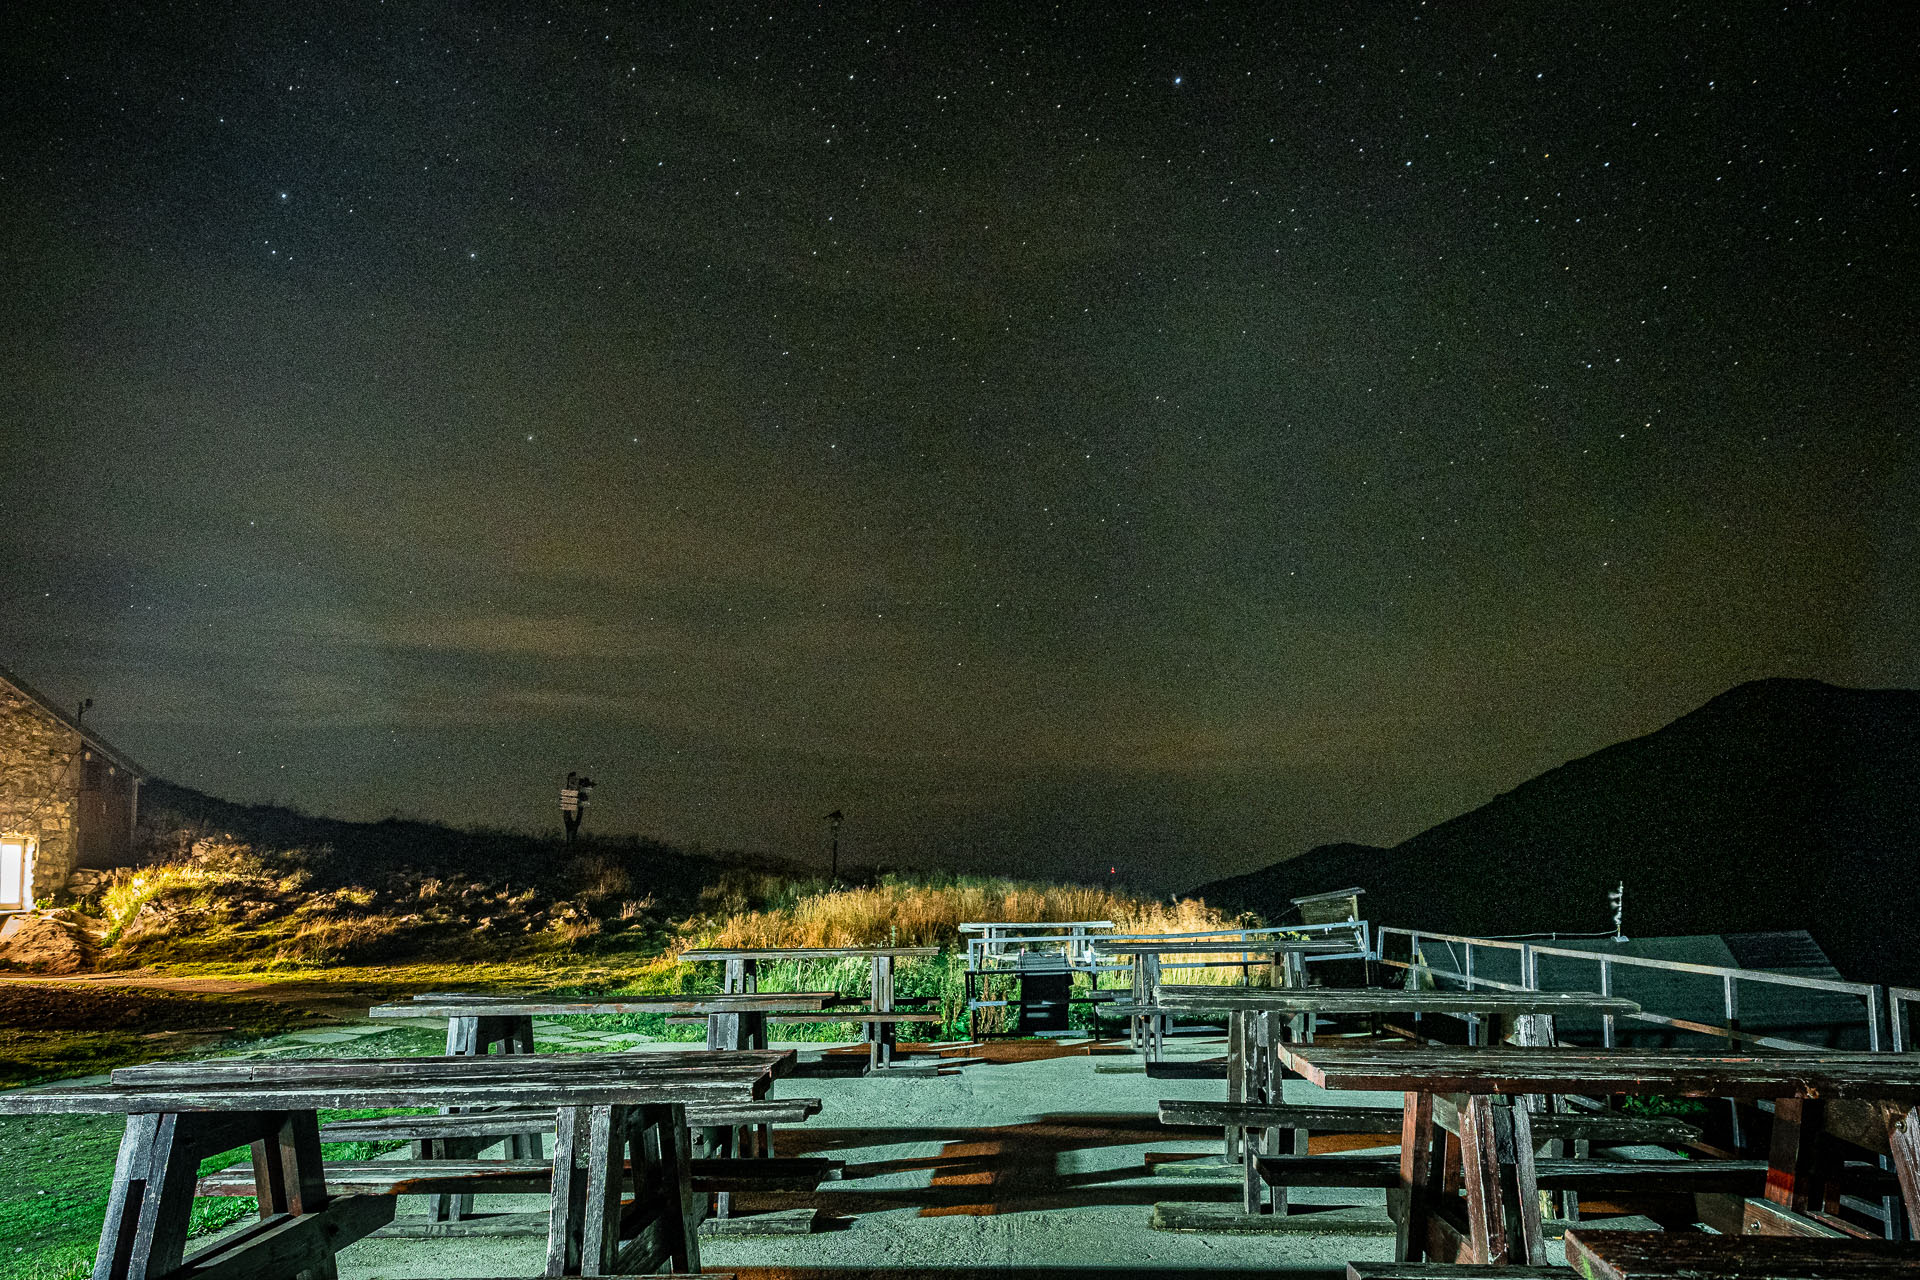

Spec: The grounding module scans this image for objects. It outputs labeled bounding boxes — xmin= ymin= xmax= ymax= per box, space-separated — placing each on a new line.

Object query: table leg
xmin=1457 ymin=1094 xmax=1507 ymax=1264
xmin=446 ymin=1015 xmax=479 ymax=1055
xmin=1394 ymin=1091 xmax=1438 ymax=1264
xmin=1508 ymin=1101 xmax=1545 ymax=1263
xmin=98 ymin=1110 xmax=338 ymax=1280
xmin=1224 ymin=1012 xmax=1244 ymax=1163
xmin=249 ymin=1111 xmax=328 ymax=1219
xmin=1766 ymin=1096 xmax=1827 ymax=1211
xmin=548 ymin=1106 xmax=589 ymax=1276
xmin=1884 ymin=1103 xmax=1920 ymax=1237
xmin=629 ymin=1103 xmax=701 ymax=1275
xmin=579 ymin=1106 xmax=628 ymax=1274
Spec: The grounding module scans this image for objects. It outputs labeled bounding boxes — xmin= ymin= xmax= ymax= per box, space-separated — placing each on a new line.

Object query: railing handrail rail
xmin=959 ymin=920 xmax=1114 ymax=932
xmin=1377 ymin=925 xmax=1877 ymax=998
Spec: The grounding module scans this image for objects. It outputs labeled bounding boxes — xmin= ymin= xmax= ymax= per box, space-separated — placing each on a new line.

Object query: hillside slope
xmin=1192 ymin=679 xmax=1920 ymax=984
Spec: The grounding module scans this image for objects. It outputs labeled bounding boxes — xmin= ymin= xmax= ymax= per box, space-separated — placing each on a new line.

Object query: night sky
xmin=3 ymin=4 xmax=1914 ymax=887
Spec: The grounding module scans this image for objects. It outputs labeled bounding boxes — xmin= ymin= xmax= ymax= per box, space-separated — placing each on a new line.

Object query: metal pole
xmin=1599 ymin=957 xmax=1616 ymax=1049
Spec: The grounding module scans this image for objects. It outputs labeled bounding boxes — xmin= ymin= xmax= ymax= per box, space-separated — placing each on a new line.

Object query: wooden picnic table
xmin=1277 ymin=1043 xmax=1920 ymax=1267
xmin=0 ymin=1049 xmax=791 ymax=1278
xmin=679 ymin=945 xmax=942 ymax=1069
xmin=1154 ymin=985 xmax=1641 ymax=1213
xmin=369 ymin=990 xmax=840 ymax=1054
xmin=1091 ymin=940 xmax=1361 ymax=1060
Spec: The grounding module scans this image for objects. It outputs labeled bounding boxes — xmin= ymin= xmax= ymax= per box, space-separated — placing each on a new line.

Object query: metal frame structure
xmin=1377 ymin=925 xmax=1887 ymax=1053
xmin=1892 ymin=986 xmax=1920 ymax=1054
xmin=960 ymin=920 xmax=1374 ymax=1040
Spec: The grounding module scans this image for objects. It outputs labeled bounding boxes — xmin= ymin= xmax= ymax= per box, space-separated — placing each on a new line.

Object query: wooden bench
xmin=319 ymin=1098 xmax=823 ymax=1143
xmin=1256 ymin=1153 xmax=1772 ymax=1195
xmin=765 ymin=1011 xmax=946 ymax=1070
xmin=1563 ymin=1226 xmax=1920 ymax=1277
xmin=199 ymin=1156 xmax=845 ymax=1198
xmin=1158 ymin=1099 xmax=1403 ymax=1134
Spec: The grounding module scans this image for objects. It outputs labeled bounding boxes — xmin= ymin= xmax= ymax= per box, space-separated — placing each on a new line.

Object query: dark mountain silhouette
xmin=136 ymin=777 xmax=769 ymax=912
xmin=1190 ymin=679 xmax=1920 ymax=985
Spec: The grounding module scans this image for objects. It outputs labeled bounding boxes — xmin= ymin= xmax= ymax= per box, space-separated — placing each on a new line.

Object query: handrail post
xmin=1599 ymin=957 xmax=1616 ymax=1049
xmin=1867 ymin=985 xmax=1885 ymax=1053
xmin=1464 ymin=945 xmax=1476 ymax=991
xmin=1723 ymin=974 xmax=1740 ymax=1047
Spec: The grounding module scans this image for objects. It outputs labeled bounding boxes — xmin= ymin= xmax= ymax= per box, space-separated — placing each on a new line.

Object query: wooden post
xmin=1395 ymin=1091 xmax=1437 ymax=1264
xmin=547 ymin=1106 xmax=588 ymax=1277
xmin=1766 ymin=1096 xmax=1826 ymax=1212
xmin=1884 ymin=1103 xmax=1920 ymax=1237
xmin=1458 ymin=1094 xmax=1509 ymax=1265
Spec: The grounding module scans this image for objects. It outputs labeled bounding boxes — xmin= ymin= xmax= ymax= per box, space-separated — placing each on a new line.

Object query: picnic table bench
xmin=1278 ymin=1043 xmax=1920 ymax=1267
xmin=1092 ymin=941 xmax=1359 ymax=1060
xmin=678 ymin=946 xmax=941 ymax=1070
xmin=317 ymin=1095 xmax=828 ymax=1229
xmin=1152 ymin=985 xmax=1643 ymax=1215
xmin=0 ymin=1049 xmax=791 ymax=1279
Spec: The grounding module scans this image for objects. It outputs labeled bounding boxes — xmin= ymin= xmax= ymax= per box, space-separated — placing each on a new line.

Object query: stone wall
xmin=0 ymin=682 xmax=83 ymax=905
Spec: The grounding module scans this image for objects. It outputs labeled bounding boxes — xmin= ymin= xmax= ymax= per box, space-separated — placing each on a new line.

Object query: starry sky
xmin=2 ymin=3 xmax=1914 ymax=888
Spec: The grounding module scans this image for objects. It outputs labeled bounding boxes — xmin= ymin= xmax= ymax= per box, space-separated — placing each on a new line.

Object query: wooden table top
xmin=1564 ymin=1227 xmax=1920 ymax=1278
xmin=678 ymin=946 xmax=940 ymax=960
xmin=0 ymin=1050 xmax=794 ymax=1115
xmin=1277 ymin=1044 xmax=1920 ymax=1102
xmin=1155 ymin=985 xmax=1641 ymax=1016
xmin=371 ymin=992 xmax=840 ymax=1018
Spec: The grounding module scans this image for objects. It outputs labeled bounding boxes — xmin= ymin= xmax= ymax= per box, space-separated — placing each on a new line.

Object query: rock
xmin=64 ymin=869 xmax=112 ymax=898
xmin=0 ymin=910 xmax=95 ymax=973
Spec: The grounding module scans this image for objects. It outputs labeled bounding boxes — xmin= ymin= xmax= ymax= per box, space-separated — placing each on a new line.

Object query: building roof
xmin=0 ymin=663 xmax=149 ymax=779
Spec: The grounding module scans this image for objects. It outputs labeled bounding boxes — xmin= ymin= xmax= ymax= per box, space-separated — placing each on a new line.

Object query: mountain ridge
xmin=1190 ymin=678 xmax=1920 ymax=985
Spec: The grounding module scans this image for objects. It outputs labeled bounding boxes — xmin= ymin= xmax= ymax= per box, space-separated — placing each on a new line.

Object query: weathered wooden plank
xmin=1432 ymin=1095 xmax=1700 ymax=1147
xmin=170 ymin=1195 xmax=394 ymax=1280
xmin=698 ymin=1206 xmax=820 ymax=1236
xmin=370 ymin=1210 xmax=550 ymax=1238
xmin=1278 ymin=1045 xmax=1920 ymax=1103
xmin=1157 ymin=1099 xmax=1404 ymax=1132
xmin=1883 ymin=1101 xmax=1920 ymax=1237
xmin=1741 ymin=1197 xmax=1854 ymax=1238
xmin=764 ymin=1012 xmax=943 ymax=1024
xmin=319 ymin=1098 xmax=821 ymax=1142
xmin=1563 ymin=1227 xmax=1920 ymax=1277
xmin=1396 ymin=1090 xmax=1437 ymax=1264
xmin=1157 ymin=987 xmax=1640 ymax=1017
xmin=111 ymin=1050 xmax=788 ymax=1085
xmin=1151 ymin=1202 xmax=1399 ymax=1235
xmin=376 ymin=994 xmax=836 ymax=1019
xmin=0 ymin=1074 xmax=776 ymax=1116
xmin=692 ymin=1157 xmax=843 ymax=1192
xmin=1457 ymin=1094 xmax=1508 ymax=1265
xmin=1257 ymin=1153 xmax=1772 ymax=1194
xmin=198 ymin=1155 xmax=844 ymax=1200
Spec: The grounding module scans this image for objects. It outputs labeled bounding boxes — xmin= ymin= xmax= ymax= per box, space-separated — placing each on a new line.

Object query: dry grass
xmin=681 ymin=874 xmax=1251 ymax=964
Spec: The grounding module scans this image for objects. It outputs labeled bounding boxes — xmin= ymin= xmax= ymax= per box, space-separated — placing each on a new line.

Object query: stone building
xmin=0 ymin=664 xmax=146 ymax=911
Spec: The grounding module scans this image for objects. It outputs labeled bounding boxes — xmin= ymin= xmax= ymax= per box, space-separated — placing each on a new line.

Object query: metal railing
xmin=1891 ymin=986 xmax=1920 ymax=1053
xmin=964 ymin=918 xmax=1370 ymax=975
xmin=1377 ymin=925 xmax=1888 ymax=1053
xmin=961 ymin=920 xmax=1115 ymax=973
